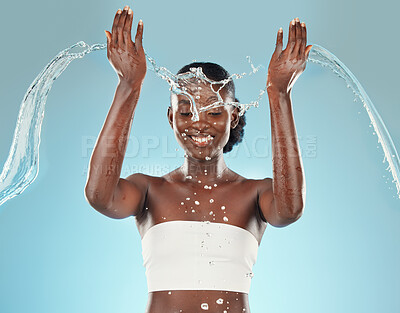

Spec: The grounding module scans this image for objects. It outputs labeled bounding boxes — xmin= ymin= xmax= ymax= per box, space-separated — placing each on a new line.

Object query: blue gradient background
xmin=0 ymin=0 xmax=399 ymax=312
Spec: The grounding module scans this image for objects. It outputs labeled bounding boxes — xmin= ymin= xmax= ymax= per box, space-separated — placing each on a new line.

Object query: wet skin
xmin=87 ymin=5 xmax=312 ymax=313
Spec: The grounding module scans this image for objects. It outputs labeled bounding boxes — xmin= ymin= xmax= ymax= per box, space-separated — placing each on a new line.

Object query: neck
xmin=179 ymin=152 xmax=228 ymax=182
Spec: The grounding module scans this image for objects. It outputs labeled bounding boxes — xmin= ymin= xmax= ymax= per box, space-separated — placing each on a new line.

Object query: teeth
xmin=191 ymin=135 xmax=213 ymax=143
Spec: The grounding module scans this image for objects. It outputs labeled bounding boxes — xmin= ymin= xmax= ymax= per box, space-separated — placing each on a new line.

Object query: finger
xmin=299 ymin=22 xmax=306 ymax=57
xmin=105 ymin=30 xmax=111 ymax=45
xmin=111 ymin=9 xmax=122 ymax=44
xmin=293 ymin=18 xmax=302 ymax=55
xmin=117 ymin=6 xmax=129 ymax=45
xmin=305 ymin=45 xmax=313 ymax=60
xmin=274 ymin=27 xmax=283 ymax=56
xmin=287 ymin=19 xmax=296 ymax=53
xmin=135 ymin=19 xmax=144 ymax=52
xmin=123 ymin=7 xmax=133 ymax=45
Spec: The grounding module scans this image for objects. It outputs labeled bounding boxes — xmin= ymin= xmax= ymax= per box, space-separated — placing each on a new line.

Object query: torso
xmin=134 ymin=168 xmax=268 ymax=313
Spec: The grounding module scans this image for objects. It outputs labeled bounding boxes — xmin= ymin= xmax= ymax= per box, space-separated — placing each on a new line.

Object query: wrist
xmin=118 ymin=78 xmax=144 ymax=92
xmin=266 ymin=82 xmax=291 ymax=96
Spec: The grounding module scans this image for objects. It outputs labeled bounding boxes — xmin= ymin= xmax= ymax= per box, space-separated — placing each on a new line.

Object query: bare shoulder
xmin=235 ymin=173 xmax=273 ymax=191
xmin=240 ymin=176 xmax=274 ymax=204
xmin=124 ymin=172 xmax=166 ymax=198
xmin=236 ymin=176 xmax=273 ymax=224
xmin=252 ymin=177 xmax=273 ymax=192
xmin=125 ymin=172 xmax=154 ymax=187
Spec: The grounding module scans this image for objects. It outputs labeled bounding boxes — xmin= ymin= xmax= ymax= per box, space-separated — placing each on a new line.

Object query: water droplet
xmin=221 ymin=206 xmax=226 ymax=210
xmin=168 ymin=291 xmax=172 ymax=295
xmin=245 ymin=272 xmax=254 ymax=278
xmin=223 ymin=216 xmax=229 ymax=222
xmin=181 ymin=202 xmax=184 ymax=205
xmin=201 ymin=303 xmax=209 ymax=310
xmin=213 ymin=184 xmax=217 ymax=187
xmin=186 ymin=175 xmax=192 ymax=179
xmin=216 ymin=298 xmax=224 ymax=304
xmin=186 ymin=197 xmax=190 ymax=200
xmin=195 ymin=200 xmax=200 ymax=205
xmin=209 ymin=211 xmax=214 ymax=215
xmin=192 ymin=209 xmax=196 ymax=212
xmin=210 ymin=199 xmax=214 ymax=203
xmin=205 ymin=156 xmax=211 ymax=160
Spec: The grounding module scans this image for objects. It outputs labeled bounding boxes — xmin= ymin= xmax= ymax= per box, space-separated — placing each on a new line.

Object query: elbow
xmin=273 ymin=205 xmax=304 ymax=227
xmin=283 ymin=207 xmax=303 ymax=221
xmin=84 ymin=184 xmax=110 ymax=212
xmin=283 ymin=199 xmax=305 ymax=220
xmin=288 ymin=206 xmax=304 ymax=221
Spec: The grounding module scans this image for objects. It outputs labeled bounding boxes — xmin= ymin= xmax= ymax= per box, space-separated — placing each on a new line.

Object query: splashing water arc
xmin=0 ymin=41 xmax=399 ymax=208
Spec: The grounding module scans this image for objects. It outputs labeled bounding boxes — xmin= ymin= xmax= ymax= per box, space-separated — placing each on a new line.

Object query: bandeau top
xmin=141 ymin=220 xmax=259 ymax=294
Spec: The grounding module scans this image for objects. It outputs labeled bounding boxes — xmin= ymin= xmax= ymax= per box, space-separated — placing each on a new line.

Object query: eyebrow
xmin=178 ymin=99 xmax=191 ymax=105
xmin=178 ymin=96 xmax=219 ymax=106
xmin=206 ymin=96 xmax=219 ymax=102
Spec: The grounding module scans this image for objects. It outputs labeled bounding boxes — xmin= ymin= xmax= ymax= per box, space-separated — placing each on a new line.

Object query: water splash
xmin=308 ymin=44 xmax=400 ymax=196
xmin=0 ymin=41 xmax=399 ymax=208
xmin=145 ymin=52 xmax=265 ymax=121
xmin=0 ymin=41 xmax=106 ymax=207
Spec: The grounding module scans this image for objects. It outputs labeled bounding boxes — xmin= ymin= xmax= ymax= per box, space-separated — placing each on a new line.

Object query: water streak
xmin=0 ymin=41 xmax=399 ymax=208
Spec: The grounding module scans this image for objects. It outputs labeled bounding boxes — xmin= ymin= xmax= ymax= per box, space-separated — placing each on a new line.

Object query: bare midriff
xmin=145 ymin=290 xmax=250 ymax=313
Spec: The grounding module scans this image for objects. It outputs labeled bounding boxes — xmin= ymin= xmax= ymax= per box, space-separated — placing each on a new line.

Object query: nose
xmin=191 ymin=111 xmax=211 ymax=132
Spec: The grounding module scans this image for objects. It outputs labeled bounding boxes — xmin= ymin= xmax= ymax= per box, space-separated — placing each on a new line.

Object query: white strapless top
xmin=141 ymin=220 xmax=259 ymax=293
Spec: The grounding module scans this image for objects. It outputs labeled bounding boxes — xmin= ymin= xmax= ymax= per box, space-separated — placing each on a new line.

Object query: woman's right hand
xmin=105 ymin=6 xmax=146 ymax=88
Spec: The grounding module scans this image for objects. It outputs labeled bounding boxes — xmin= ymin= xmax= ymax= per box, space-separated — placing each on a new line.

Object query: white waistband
xmin=141 ymin=220 xmax=259 ymax=293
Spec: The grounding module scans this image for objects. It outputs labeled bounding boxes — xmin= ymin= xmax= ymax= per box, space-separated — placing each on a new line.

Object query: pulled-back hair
xmin=176 ymin=62 xmax=246 ymax=153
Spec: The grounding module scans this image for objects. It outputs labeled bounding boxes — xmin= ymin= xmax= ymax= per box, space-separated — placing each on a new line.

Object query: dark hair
xmin=176 ymin=62 xmax=246 ymax=153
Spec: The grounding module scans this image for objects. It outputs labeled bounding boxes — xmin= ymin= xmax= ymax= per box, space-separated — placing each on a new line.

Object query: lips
xmin=187 ymin=134 xmax=214 ymax=147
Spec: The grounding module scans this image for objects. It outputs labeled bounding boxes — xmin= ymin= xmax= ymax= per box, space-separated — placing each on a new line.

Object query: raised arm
xmin=84 ymin=6 xmax=148 ymax=219
xmin=258 ymin=18 xmax=312 ymax=227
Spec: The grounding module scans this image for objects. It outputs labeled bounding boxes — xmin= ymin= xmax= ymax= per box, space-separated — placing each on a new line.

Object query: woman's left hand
xmin=267 ymin=18 xmax=313 ymax=94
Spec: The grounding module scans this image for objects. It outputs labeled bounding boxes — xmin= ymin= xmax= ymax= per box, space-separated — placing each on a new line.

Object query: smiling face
xmin=168 ymin=80 xmax=239 ymax=161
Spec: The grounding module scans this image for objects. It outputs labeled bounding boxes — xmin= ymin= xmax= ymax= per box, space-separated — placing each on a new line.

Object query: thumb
xmin=104 ymin=30 xmax=111 ymax=45
xmin=305 ymin=44 xmax=313 ymax=59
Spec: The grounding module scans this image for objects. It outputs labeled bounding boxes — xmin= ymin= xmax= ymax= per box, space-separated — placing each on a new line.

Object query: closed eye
xmin=180 ymin=112 xmax=192 ymax=116
xmin=209 ymin=112 xmax=221 ymax=115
